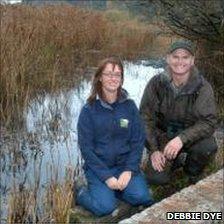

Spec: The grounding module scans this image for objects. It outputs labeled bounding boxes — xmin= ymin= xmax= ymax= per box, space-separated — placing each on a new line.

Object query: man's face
xmin=166 ymin=49 xmax=195 ymax=76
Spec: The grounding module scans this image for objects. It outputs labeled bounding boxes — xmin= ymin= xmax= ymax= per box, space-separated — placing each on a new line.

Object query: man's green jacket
xmin=140 ymin=66 xmax=217 ymax=152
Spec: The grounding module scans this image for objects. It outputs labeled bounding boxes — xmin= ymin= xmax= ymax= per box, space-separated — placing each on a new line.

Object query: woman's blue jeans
xmin=76 ymin=169 xmax=154 ymax=216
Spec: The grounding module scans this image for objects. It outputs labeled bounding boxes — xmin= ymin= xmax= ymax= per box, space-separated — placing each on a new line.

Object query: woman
xmin=77 ymin=57 xmax=154 ymax=216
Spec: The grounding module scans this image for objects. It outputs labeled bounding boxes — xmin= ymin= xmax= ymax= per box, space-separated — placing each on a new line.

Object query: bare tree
xmin=155 ymin=0 xmax=224 ymax=45
xmin=155 ymin=0 xmax=224 ymax=119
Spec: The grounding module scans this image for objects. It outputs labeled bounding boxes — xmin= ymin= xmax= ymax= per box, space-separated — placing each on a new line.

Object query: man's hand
xmin=117 ymin=171 xmax=132 ymax=191
xmin=105 ymin=177 xmax=119 ymax=190
xmin=163 ymin=136 xmax=183 ymax=160
xmin=150 ymin=151 xmax=166 ymax=172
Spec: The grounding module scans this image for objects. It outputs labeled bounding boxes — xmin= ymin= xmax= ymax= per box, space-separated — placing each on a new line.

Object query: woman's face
xmin=100 ymin=63 xmax=122 ymax=94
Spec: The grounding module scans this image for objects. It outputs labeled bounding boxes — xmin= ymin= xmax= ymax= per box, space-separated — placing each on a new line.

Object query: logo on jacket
xmin=120 ymin=119 xmax=129 ymax=128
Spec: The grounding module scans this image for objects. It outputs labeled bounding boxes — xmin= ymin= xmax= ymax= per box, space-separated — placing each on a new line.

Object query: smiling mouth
xmin=109 ymin=81 xmax=119 ymax=85
xmin=176 ymin=66 xmax=186 ymax=69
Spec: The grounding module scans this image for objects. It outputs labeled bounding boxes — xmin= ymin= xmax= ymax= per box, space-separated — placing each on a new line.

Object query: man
xmin=140 ymin=40 xmax=218 ymax=185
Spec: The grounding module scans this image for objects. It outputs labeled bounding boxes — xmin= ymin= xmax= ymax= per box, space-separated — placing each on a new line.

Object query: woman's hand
xmin=117 ymin=171 xmax=132 ymax=190
xmin=105 ymin=177 xmax=119 ymax=190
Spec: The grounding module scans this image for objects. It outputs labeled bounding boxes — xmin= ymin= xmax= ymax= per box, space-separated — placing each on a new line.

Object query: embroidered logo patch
xmin=120 ymin=119 xmax=129 ymax=128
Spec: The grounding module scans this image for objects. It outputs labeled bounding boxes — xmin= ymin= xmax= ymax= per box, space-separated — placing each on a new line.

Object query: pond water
xmin=0 ymin=61 xmax=163 ymax=220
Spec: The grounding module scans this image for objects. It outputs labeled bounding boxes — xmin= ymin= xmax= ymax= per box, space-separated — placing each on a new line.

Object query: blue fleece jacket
xmin=77 ymin=90 xmax=145 ymax=182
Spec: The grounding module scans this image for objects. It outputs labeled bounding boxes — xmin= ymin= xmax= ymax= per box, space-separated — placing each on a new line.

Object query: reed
xmin=4 ymin=130 xmax=76 ymax=223
xmin=7 ymin=186 xmax=35 ymax=224
xmin=45 ymin=167 xmax=74 ymax=224
xmin=0 ymin=4 xmax=156 ymax=128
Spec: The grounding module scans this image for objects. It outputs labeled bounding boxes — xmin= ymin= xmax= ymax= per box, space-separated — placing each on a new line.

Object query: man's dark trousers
xmin=145 ymin=137 xmax=218 ymax=185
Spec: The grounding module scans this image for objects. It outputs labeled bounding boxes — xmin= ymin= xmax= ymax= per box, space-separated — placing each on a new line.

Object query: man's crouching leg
xmin=183 ymin=136 xmax=218 ymax=183
xmin=144 ymin=157 xmax=171 ymax=185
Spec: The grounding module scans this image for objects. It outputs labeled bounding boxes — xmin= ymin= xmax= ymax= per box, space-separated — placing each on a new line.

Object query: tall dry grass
xmin=7 ymin=187 xmax=35 ymax=224
xmin=45 ymin=169 xmax=74 ymax=224
xmin=0 ymin=4 xmax=156 ymax=128
xmin=5 ymin=137 xmax=75 ymax=224
xmin=7 ymin=176 xmax=74 ymax=224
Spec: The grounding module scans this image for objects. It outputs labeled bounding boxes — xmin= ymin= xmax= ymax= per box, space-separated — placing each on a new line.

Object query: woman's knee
xmin=128 ymin=189 xmax=153 ymax=206
xmin=93 ymin=199 xmax=117 ymax=216
xmin=124 ymin=178 xmax=154 ymax=206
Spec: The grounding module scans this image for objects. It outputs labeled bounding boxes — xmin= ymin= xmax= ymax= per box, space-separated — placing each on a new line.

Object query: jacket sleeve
xmin=77 ymin=106 xmax=114 ymax=182
xmin=124 ymin=101 xmax=145 ymax=172
xmin=139 ymin=76 xmax=160 ymax=152
xmin=178 ymin=82 xmax=217 ymax=146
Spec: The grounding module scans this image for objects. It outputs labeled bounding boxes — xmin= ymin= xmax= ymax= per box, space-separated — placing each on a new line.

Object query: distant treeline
xmin=22 ymin=0 xmax=107 ymax=9
xmin=21 ymin=0 xmax=158 ymax=19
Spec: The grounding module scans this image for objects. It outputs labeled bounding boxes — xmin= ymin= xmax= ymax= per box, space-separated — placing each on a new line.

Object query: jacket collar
xmin=162 ymin=66 xmax=204 ymax=95
xmin=97 ymin=88 xmax=129 ymax=110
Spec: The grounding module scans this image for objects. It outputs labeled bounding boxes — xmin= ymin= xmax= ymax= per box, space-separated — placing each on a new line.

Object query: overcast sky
xmin=1 ymin=0 xmax=22 ymax=3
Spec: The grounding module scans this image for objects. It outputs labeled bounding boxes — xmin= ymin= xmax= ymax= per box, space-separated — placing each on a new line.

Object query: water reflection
xmin=24 ymin=62 xmax=163 ymax=178
xmin=0 ymin=61 xmax=163 ymax=220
